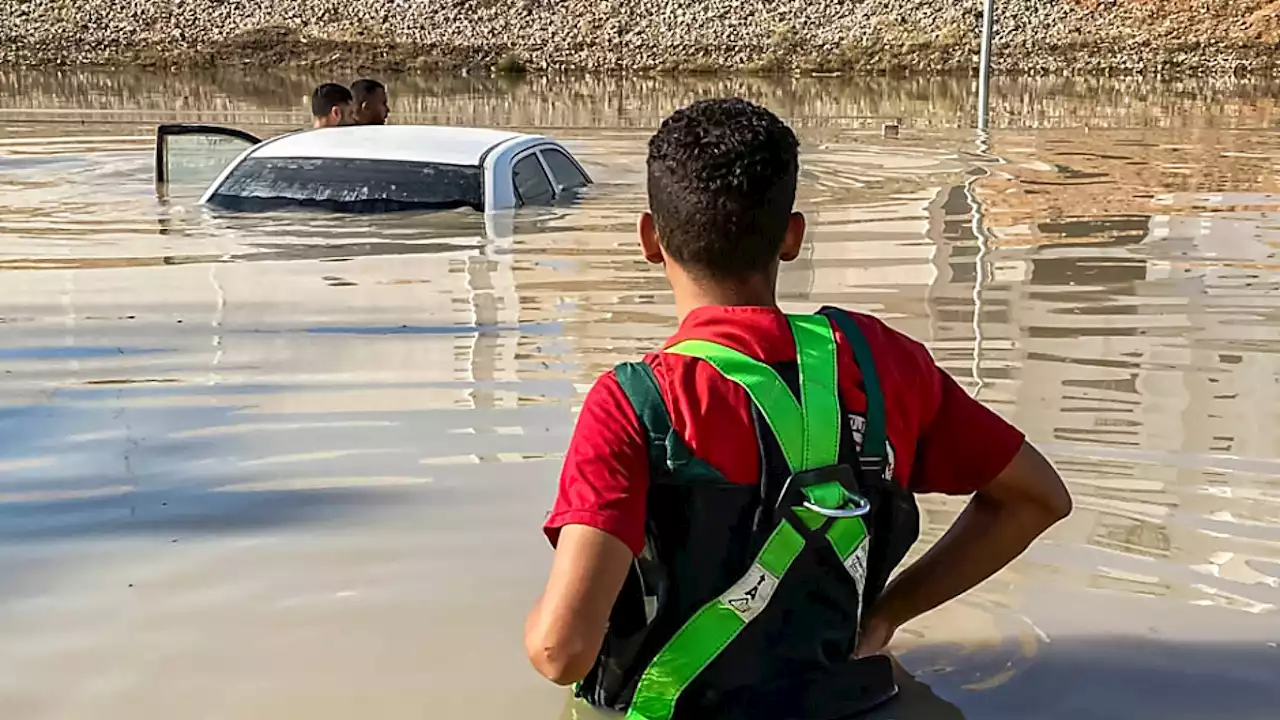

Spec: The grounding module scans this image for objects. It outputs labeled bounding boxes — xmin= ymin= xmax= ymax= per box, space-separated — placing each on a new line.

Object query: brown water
xmin=1 ymin=69 xmax=1279 ymax=719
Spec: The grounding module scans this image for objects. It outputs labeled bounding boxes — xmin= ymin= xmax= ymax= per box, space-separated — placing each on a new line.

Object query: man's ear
xmin=639 ymin=212 xmax=664 ymax=265
xmin=779 ymin=211 xmax=806 ymax=262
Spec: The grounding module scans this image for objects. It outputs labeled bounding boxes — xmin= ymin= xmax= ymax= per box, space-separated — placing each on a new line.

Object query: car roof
xmin=249 ymin=125 xmax=537 ymax=166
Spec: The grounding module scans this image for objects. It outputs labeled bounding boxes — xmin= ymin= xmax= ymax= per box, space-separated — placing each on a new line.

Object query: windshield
xmin=207 ymin=157 xmax=484 ymax=213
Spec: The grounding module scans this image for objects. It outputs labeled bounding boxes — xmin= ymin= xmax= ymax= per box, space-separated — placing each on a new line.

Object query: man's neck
xmin=672 ymin=272 xmax=779 ymax=322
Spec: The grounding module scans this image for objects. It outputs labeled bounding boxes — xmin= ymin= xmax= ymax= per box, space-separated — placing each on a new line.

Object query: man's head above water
xmin=640 ymin=98 xmax=803 ymax=316
xmin=311 ymin=83 xmax=353 ymax=129
xmin=351 ymin=78 xmax=389 ymax=126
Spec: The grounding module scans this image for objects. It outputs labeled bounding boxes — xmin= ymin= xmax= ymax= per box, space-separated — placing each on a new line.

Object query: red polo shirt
xmin=545 ymin=306 xmax=1024 ymax=556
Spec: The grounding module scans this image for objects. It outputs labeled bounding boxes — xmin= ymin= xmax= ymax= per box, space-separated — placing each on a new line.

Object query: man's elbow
xmin=1034 ymin=455 xmax=1073 ymax=525
xmin=1027 ymin=465 xmax=1072 ymax=528
xmin=1045 ymin=480 xmax=1073 ymax=523
xmin=988 ymin=442 xmax=1073 ymax=528
xmin=525 ymin=636 xmax=595 ymax=686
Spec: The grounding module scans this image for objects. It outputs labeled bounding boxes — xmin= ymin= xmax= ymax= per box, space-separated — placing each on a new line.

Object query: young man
xmin=310 ymin=83 xmax=352 ymax=129
xmin=351 ymin=78 xmax=390 ymax=126
xmin=525 ymin=99 xmax=1071 ymax=720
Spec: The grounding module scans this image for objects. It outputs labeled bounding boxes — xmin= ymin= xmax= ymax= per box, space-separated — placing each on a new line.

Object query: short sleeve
xmin=543 ymin=371 xmax=650 ymax=556
xmin=910 ymin=367 xmax=1025 ymax=495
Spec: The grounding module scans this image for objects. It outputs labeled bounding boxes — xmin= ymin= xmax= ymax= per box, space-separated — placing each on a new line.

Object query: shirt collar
xmin=663 ymin=305 xmax=798 ymax=363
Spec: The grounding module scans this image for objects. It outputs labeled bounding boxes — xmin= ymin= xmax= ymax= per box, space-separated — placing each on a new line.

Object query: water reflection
xmin=1 ymin=71 xmax=1279 ymax=719
xmin=4 ymin=70 xmax=1280 ymax=134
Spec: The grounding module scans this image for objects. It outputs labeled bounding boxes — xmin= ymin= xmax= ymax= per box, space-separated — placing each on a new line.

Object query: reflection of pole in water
xmin=967 ymin=132 xmax=995 ymax=399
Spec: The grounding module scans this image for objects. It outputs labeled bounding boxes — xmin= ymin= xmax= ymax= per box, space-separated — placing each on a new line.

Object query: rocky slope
xmin=2 ymin=0 xmax=1279 ymax=74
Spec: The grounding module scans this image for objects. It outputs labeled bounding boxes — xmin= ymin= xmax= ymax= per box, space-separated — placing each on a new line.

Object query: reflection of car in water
xmin=154 ymin=124 xmax=593 ymax=214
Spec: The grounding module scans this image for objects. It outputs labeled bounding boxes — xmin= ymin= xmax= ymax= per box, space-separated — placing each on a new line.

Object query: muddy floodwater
xmin=1 ymin=70 xmax=1280 ymax=719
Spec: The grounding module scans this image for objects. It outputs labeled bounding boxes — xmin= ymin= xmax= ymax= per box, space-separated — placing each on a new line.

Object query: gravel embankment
xmin=3 ymin=0 xmax=1279 ymax=74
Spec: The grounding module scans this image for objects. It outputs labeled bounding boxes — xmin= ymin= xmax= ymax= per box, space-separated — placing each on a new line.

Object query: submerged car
xmin=155 ymin=124 xmax=592 ymax=213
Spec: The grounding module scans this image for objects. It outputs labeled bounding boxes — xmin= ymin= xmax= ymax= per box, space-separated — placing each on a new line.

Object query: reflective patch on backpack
xmin=719 ymin=562 xmax=779 ymax=623
xmin=843 ymin=538 xmax=870 ymax=597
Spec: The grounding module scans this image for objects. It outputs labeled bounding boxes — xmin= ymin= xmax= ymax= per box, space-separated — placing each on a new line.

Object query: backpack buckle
xmin=859 ymin=456 xmax=886 ymax=478
xmin=800 ymin=478 xmax=872 ymax=519
xmin=801 ymin=495 xmax=871 ymax=519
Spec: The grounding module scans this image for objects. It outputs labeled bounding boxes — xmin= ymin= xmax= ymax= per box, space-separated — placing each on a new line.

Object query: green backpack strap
xmin=818 ymin=307 xmax=887 ymax=477
xmin=613 ymin=362 xmax=726 ymax=483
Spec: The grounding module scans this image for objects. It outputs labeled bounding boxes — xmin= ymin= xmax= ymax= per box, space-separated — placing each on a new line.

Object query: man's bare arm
xmin=857 ymin=441 xmax=1071 ymax=656
xmin=525 ymin=525 xmax=633 ymax=684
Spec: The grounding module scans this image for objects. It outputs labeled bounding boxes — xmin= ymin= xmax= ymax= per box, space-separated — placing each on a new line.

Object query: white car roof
xmin=249 ymin=125 xmax=536 ymax=166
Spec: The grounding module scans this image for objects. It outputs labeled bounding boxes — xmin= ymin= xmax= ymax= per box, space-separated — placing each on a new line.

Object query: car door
xmin=155 ymin=124 xmax=262 ymax=195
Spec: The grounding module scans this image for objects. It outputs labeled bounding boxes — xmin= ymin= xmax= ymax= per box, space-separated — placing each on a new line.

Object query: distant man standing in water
xmin=311 ymin=83 xmax=353 ymax=129
xmin=351 ymin=79 xmax=390 ymax=126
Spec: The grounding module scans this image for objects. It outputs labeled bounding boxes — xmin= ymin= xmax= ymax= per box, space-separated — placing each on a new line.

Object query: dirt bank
xmin=3 ymin=0 xmax=1280 ymax=74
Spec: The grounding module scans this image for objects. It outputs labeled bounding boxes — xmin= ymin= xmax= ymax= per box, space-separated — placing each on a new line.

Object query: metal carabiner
xmin=801 ymin=493 xmax=872 ymax=518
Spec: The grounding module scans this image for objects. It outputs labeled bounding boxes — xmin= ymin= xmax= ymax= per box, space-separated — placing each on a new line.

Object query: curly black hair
xmin=646 ymin=98 xmax=800 ymax=280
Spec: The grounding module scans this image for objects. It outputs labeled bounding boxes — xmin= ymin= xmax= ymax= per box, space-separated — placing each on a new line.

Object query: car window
xmin=207 ymin=157 xmax=484 ymax=213
xmin=540 ymin=148 xmax=589 ymax=190
xmin=512 ymin=154 xmax=555 ymax=206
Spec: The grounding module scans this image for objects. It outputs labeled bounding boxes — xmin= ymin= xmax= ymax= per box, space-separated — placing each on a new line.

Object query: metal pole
xmin=977 ymin=0 xmax=995 ymax=131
